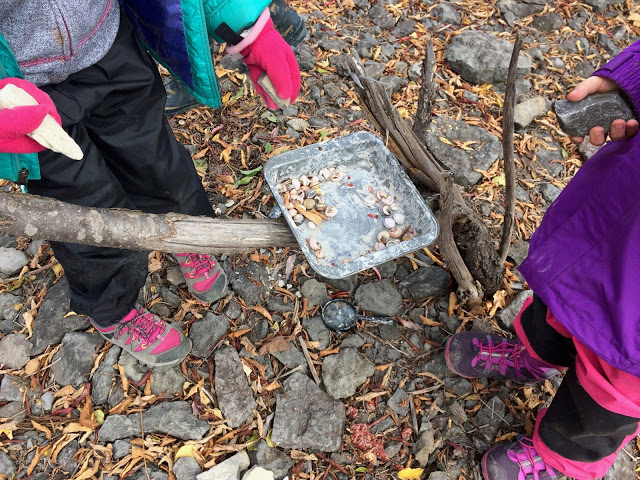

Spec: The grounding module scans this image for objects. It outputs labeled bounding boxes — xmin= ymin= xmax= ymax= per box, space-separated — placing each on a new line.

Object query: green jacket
xmin=0 ymin=0 xmax=269 ymax=183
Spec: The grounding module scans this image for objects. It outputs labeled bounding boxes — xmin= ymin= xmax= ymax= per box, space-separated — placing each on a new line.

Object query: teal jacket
xmin=0 ymin=0 xmax=269 ymax=183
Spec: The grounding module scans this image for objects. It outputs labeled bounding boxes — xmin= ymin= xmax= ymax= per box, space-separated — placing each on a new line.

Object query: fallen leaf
xmin=175 ymin=444 xmax=198 ymax=460
xmin=398 ymin=467 xmax=424 ymax=479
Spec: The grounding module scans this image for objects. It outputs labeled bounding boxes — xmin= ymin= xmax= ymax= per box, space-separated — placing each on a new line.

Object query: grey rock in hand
xmin=553 ymin=91 xmax=637 ymax=137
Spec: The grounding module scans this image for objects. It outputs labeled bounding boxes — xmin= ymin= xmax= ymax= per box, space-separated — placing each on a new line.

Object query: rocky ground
xmin=2 ymin=1 xmax=640 ymax=479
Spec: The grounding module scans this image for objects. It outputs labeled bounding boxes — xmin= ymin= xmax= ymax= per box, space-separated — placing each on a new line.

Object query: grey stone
xmin=414 ymin=430 xmax=436 ymax=466
xmin=287 ymin=118 xmax=310 ymax=132
xmin=300 ymin=279 xmax=330 ymax=307
xmin=391 ymin=19 xmax=416 ymax=37
xmin=295 ymin=43 xmax=317 ymax=72
xmin=266 ymin=297 xmax=295 ymax=314
xmin=0 ymin=247 xmax=28 ymax=276
xmin=0 ymin=375 xmax=27 ymax=402
xmin=578 ymin=135 xmax=604 ymax=162
xmin=424 ymin=116 xmax=503 ymax=185
xmin=0 ymin=333 xmax=31 ymax=369
xmin=113 ymin=439 xmax=131 ymax=460
xmin=534 ymin=135 xmax=564 ymax=177
xmin=443 ymin=377 xmax=473 ymax=397
xmin=422 ymin=353 xmax=456 ymax=379
xmin=428 ymin=472 xmax=449 ymax=480
xmin=91 ymin=346 xmax=122 ymax=405
xmin=226 ymin=260 xmax=272 ymax=305
xmin=475 ymin=396 xmax=507 ymax=442
xmin=166 ymin=264 xmax=186 ymax=287
xmin=497 ymin=0 xmax=546 ymax=18
xmin=99 ymin=401 xmax=210 ymax=442
xmin=431 ymin=3 xmax=461 ymax=24
xmin=378 ymin=324 xmax=401 ymax=340
xmin=445 ymin=31 xmax=532 ymax=85
xmin=189 ymin=313 xmax=230 ymax=358
xmin=40 ymin=391 xmax=54 ymax=412
xmin=370 ymin=1 xmax=396 ymax=29
xmin=174 ymin=457 xmax=203 ymax=480
xmin=197 ymin=451 xmax=249 ymax=480
xmin=131 ymin=464 xmax=170 ymax=480
xmin=514 ymin=97 xmax=547 ymax=128
xmin=583 ymin=0 xmax=617 ymax=13
xmin=302 ymin=316 xmax=331 ymax=351
xmin=497 ymin=290 xmax=533 ymax=330
xmin=0 ymin=451 xmax=15 ymax=477
xmin=58 ymin=439 xmax=79 ymax=472
xmin=388 ymin=388 xmax=410 ymax=416
xmin=316 ymin=274 xmax=359 ymax=294
xmin=0 ymin=291 xmax=19 ymax=322
xmin=398 ymin=266 xmax=450 ymax=300
xmin=379 ymin=76 xmax=407 ymax=96
xmin=540 ymin=182 xmax=562 ymax=204
xmin=271 ymin=342 xmax=307 ymax=373
xmin=248 ymin=441 xmax=293 ymax=480
xmin=376 ymin=261 xmax=397 ymax=278
xmin=530 ymin=13 xmax=563 ymax=32
xmin=323 ymin=82 xmax=344 ymax=100
xmin=329 ymin=54 xmax=351 ymax=78
xmin=30 ymin=278 xmax=90 ymax=355
xmin=51 ymin=332 xmax=105 ymax=387
xmin=554 ymin=92 xmax=636 ymax=138
xmin=215 ymin=347 xmax=256 ymax=428
xmin=0 ymin=401 xmax=26 ymax=423
xmin=224 ymin=301 xmax=243 ymax=320
xmin=408 ymin=62 xmax=423 ymax=82
xmin=271 ymin=372 xmax=345 ymax=451
xmin=448 ymin=401 xmax=468 ymax=425
xmin=151 ymin=366 xmax=185 ymax=396
xmin=507 ymin=240 xmax=529 ymax=266
xmin=118 ymin=350 xmax=150 ymax=384
xmin=341 ymin=334 xmax=365 ymax=349
xmin=354 ymin=280 xmax=402 ymax=317
xmin=322 ymin=348 xmax=376 ymax=399
xmin=603 ymin=445 xmax=635 ymax=480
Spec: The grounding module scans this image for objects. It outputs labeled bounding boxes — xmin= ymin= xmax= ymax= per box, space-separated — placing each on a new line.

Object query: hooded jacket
xmin=0 ymin=0 xmax=269 ymax=183
xmin=519 ymin=40 xmax=640 ymax=376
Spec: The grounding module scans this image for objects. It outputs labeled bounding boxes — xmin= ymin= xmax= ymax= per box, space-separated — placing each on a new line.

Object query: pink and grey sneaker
xmin=483 ymin=435 xmax=559 ymax=480
xmin=445 ymin=332 xmax=560 ymax=384
xmin=90 ymin=307 xmax=191 ymax=367
xmin=174 ymin=253 xmax=228 ymax=304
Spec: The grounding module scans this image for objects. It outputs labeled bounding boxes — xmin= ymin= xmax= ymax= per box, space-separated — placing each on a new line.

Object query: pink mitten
xmin=0 ymin=78 xmax=61 ymax=154
xmin=227 ymin=9 xmax=301 ymax=109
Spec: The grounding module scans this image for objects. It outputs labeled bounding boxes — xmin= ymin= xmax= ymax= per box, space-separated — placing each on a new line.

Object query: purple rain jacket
xmin=519 ymin=39 xmax=640 ymax=376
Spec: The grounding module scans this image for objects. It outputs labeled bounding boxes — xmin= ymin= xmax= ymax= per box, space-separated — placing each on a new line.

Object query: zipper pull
xmin=17 ymin=168 xmax=28 ymax=193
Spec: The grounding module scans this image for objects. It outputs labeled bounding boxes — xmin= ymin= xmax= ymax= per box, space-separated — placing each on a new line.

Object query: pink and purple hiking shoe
xmin=483 ymin=435 xmax=558 ymax=480
xmin=91 ymin=307 xmax=191 ymax=367
xmin=445 ymin=332 xmax=560 ymax=384
xmin=174 ymin=253 xmax=228 ymax=304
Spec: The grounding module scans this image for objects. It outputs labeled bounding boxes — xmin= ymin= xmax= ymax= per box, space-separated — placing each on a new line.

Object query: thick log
xmin=0 ymin=192 xmax=297 ymax=253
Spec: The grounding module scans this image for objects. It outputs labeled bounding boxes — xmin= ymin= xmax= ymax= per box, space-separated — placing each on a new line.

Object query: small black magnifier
xmin=321 ymin=298 xmax=394 ymax=332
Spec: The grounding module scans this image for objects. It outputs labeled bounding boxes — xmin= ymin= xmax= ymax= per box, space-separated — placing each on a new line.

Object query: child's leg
xmin=28 ymin=11 xmax=214 ymax=325
xmin=514 ymin=294 xmax=575 ymax=369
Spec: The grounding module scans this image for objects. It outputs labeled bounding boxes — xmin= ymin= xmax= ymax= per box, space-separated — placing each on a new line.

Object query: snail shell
xmin=315 ymin=249 xmax=325 ymax=259
xmin=303 ymin=198 xmax=316 ymax=210
xmin=325 ymin=206 xmax=338 ymax=217
xmin=319 ymin=168 xmax=330 ymax=180
xmin=374 ymin=242 xmax=386 ymax=251
xmin=376 ymin=190 xmax=388 ymax=200
xmin=315 ymin=203 xmax=327 ymax=211
xmin=307 ymin=222 xmax=316 ymax=230
xmin=331 ymin=170 xmax=344 ymax=182
xmin=305 ymin=189 xmax=317 ymax=199
xmin=300 ymin=176 xmax=310 ymax=186
xmin=389 ymin=226 xmax=403 ymax=238
xmin=381 ymin=205 xmax=392 ymax=216
xmin=377 ymin=231 xmax=391 ymax=244
xmin=393 ymin=212 xmax=405 ymax=225
xmin=291 ymin=179 xmax=301 ymax=190
xmin=363 ymin=195 xmax=377 ymax=207
xmin=308 ymin=237 xmax=321 ymax=251
xmin=276 ymin=183 xmax=287 ymax=193
xmin=288 ymin=208 xmax=298 ymax=216
xmin=293 ymin=214 xmax=305 ymax=224
xmin=382 ymin=195 xmax=394 ymax=206
xmin=383 ymin=217 xmax=396 ymax=229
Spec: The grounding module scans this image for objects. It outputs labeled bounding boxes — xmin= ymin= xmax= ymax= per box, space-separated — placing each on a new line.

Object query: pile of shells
xmin=363 ymin=186 xmax=414 ymax=252
xmin=275 ymin=166 xmax=345 ymax=259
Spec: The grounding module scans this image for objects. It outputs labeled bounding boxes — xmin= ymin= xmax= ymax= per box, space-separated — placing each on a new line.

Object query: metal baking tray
xmin=264 ymin=132 xmax=439 ymax=279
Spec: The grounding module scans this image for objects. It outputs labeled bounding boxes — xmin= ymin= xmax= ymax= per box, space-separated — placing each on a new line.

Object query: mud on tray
xmin=264 ymin=132 xmax=439 ymax=279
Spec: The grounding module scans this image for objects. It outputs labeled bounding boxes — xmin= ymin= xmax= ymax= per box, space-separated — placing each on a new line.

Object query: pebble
xmin=0 ymin=333 xmax=32 ymax=369
xmin=302 ymin=316 xmax=331 ymax=351
xmin=354 ymin=280 xmax=402 ymax=317
xmin=215 ymin=347 xmax=257 ymax=428
xmin=299 ymin=278 xmax=330 ymax=307
xmin=197 ymin=451 xmax=249 ymax=480
xmin=322 ymin=348 xmax=376 ymax=399
xmin=174 ymin=457 xmax=203 ymax=480
xmin=248 ymin=441 xmax=293 ymax=480
xmin=387 ymin=388 xmax=410 ymax=416
xmin=0 ymin=375 xmax=27 ymax=402
xmin=0 ymin=452 xmax=15 ymax=478
xmin=0 ymin=247 xmax=29 ymax=276
xmin=188 ymin=312 xmax=230 ymax=358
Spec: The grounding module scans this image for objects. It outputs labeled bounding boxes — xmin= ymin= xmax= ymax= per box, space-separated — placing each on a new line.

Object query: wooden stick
xmin=0 ymin=192 xmax=297 ymax=254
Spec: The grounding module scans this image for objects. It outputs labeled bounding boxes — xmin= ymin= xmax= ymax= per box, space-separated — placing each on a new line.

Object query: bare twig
xmin=498 ymin=33 xmax=522 ymax=265
xmin=299 ymin=337 xmax=321 ymax=386
xmin=412 ymin=37 xmax=436 ymax=140
xmin=437 ymin=173 xmax=483 ymax=307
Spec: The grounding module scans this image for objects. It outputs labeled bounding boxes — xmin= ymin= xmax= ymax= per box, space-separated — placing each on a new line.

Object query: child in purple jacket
xmin=446 ymin=39 xmax=640 ymax=479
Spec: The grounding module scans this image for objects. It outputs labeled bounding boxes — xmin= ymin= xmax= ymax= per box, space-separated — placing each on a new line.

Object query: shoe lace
xmin=182 ymin=253 xmax=216 ymax=280
xmin=472 ymin=336 xmax=528 ymax=378
xmin=116 ymin=308 xmax=166 ymax=346
xmin=507 ymin=437 xmax=557 ymax=480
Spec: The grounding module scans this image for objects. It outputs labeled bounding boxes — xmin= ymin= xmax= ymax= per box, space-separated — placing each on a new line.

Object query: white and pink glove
xmin=227 ymin=9 xmax=301 ymax=109
xmin=0 ymin=78 xmax=62 ymax=154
